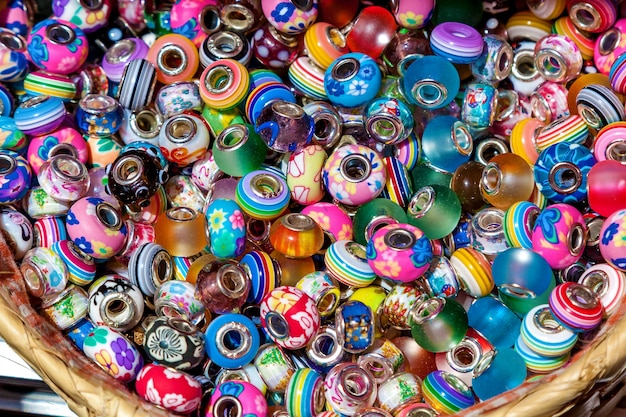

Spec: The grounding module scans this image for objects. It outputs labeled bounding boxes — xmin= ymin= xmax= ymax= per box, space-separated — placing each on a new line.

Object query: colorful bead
xmin=594 ymin=18 xmax=626 ymax=75
xmin=236 ymin=169 xmax=290 ymax=220
xmin=240 ymin=250 xmax=278 ymax=305
xmin=155 ymin=280 xmax=205 ymax=322
xmin=469 ymin=207 xmax=509 ymax=256
xmin=335 ymin=300 xmax=374 ymax=353
xmin=325 ymin=240 xmax=376 ymax=288
xmin=492 ymin=247 xmax=554 ymax=300
xmin=154 ymin=207 xmax=207 ymax=257
xmin=23 ymin=186 xmax=71 ymax=219
xmin=515 ymin=334 xmax=570 ymax=374
xmin=27 ymin=19 xmax=88 ymax=75
xmin=269 ymin=213 xmax=324 ymax=259
xmin=534 ymin=34 xmax=583 ymax=83
xmin=421 ymin=116 xmax=473 ymax=174
xmin=158 ymin=112 xmax=210 ymax=166
xmin=568 ymin=0 xmax=617 ymax=33
xmin=286 ymin=144 xmax=326 ymax=205
xmin=422 ymin=371 xmax=475 ymax=414
xmin=480 ymin=152 xmax=535 ymax=210
xmin=435 ymin=327 xmax=494 ymax=387
xmin=14 ymin=95 xmax=66 ymax=136
xmin=170 ymin=0 xmax=219 ymax=47
xmin=208 ymin=381 xmax=267 ymax=417
xmin=127 ymin=242 xmax=172 ymax=297
xmin=409 ymin=297 xmax=468 ymax=353
xmin=0 ymin=149 xmax=31 ymax=204
xmin=199 ymin=58 xmax=250 ymax=109
xmin=599 ymin=208 xmax=626 ymax=271
xmin=23 ymin=70 xmax=76 ymax=101
xmin=101 ymin=38 xmax=150 ymax=83
xmin=165 ymin=175 xmax=205 ymax=212
xmin=304 ymin=22 xmax=348 ymax=69
xmin=468 ymin=296 xmax=521 ymax=349
xmin=365 ymin=97 xmax=414 ymax=146
xmin=255 ymin=101 xmax=314 ymax=153
xmin=345 ymin=5 xmax=397 ymax=58
xmin=403 ymin=55 xmax=459 ymax=109
xmin=33 ymin=216 xmax=67 ymax=248
xmin=285 ymin=368 xmax=325 ymax=417
xmin=530 ymin=81 xmax=570 ymax=123
xmin=0 ymin=116 xmax=27 ymax=153
xmin=135 ymin=363 xmax=202 ymax=413
xmin=449 ymin=247 xmax=494 ymax=298
xmin=52 ymin=0 xmax=111 ymax=32
xmin=324 ymin=362 xmax=377 ymax=415
xmin=0 ymin=207 xmax=32 ymax=260
xmin=155 ymin=81 xmax=203 ymax=118
xmin=205 ymin=198 xmax=247 ymax=259
xmin=262 ymin=0 xmax=318 ymax=35
xmin=117 ymin=58 xmax=157 ymax=111
xmin=143 ymin=316 xmax=205 ymax=370
xmin=146 ymin=34 xmax=200 ymax=84
xmin=520 ymin=304 xmax=578 ymax=357
xmin=549 ymin=282 xmax=604 ymax=332
xmin=579 ymin=263 xmax=625 ymax=316
xmin=38 ymin=154 xmax=90 ymax=202
xmin=83 ymin=326 xmax=143 ymax=383
xmin=288 ymin=56 xmax=327 ymax=100
xmin=50 ymin=239 xmax=96 ymax=286
xmin=252 ymin=24 xmax=298 ymax=69
xmin=506 ymin=11 xmax=552 ymax=42
xmin=407 ymin=185 xmax=462 ymax=240
xmin=20 ymin=246 xmax=68 ymax=298
xmin=430 ymin=22 xmax=483 ymax=64
xmin=324 ymin=52 xmax=382 ymax=108
xmin=204 ymin=313 xmax=260 ymax=368
xmin=254 ymin=343 xmax=296 ymax=393
xmin=245 ymin=81 xmax=297 ymax=123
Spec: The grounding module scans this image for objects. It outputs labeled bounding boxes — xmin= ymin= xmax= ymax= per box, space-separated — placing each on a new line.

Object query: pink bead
xmin=27 ymin=127 xmax=88 ymax=176
xmin=206 ymin=381 xmax=267 ymax=417
xmin=301 ymin=202 xmax=353 ymax=242
xmin=394 ymin=0 xmax=434 ymax=29
xmin=588 ymin=160 xmax=626 ymax=217
xmin=170 ymin=0 xmax=219 ymax=47
xmin=262 ymin=0 xmax=318 ymax=35
xmin=27 ymin=19 xmax=89 ymax=75
xmin=599 ymin=209 xmax=626 ymax=271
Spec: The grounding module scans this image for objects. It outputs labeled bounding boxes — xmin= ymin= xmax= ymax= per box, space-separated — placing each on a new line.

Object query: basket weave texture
xmin=0 ymin=231 xmax=626 ymax=417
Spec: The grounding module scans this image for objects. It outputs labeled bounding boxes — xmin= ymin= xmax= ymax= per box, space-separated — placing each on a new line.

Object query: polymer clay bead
xmin=301 ymin=201 xmax=353 ymax=244
xmin=549 ymin=282 xmax=604 ymax=331
xmin=251 ymin=25 xmax=296 ymax=69
xmin=324 ymin=362 xmax=377 ymax=415
xmin=50 ymin=239 xmax=96 ymax=286
xmin=205 ymin=198 xmax=247 ymax=259
xmin=568 ymin=0 xmax=617 ymax=33
xmin=83 ymin=326 xmax=144 ymax=383
xmin=236 ymin=169 xmax=290 ymax=220
xmin=116 ymin=58 xmax=157 ymax=111
xmin=579 ymin=263 xmax=625 ymax=316
xmin=430 ymin=22 xmax=483 ymax=64
xmin=158 ymin=112 xmax=210 ymax=166
xmin=534 ymin=142 xmax=596 ymax=203
xmin=480 ymin=152 xmax=534 ymax=210
xmin=135 ymin=364 xmax=201 ymax=413
xmin=27 ymin=19 xmax=88 ymax=74
xmin=325 ymin=240 xmax=376 ymax=288
xmin=101 ymin=38 xmax=150 ymax=83
xmin=421 ymin=370 xmax=475 ymax=414
xmin=594 ymin=122 xmax=626 ymax=164
xmin=27 ymin=127 xmax=87 ymax=177
xmin=127 ymin=242 xmax=172 ymax=297
xmin=33 ymin=216 xmax=67 ymax=248
xmin=409 ymin=297 xmax=468 ymax=353
xmin=199 ymin=58 xmax=250 ymax=109
xmin=449 ymin=247 xmax=494 ymax=298
xmin=324 ymin=52 xmax=382 ymax=108
xmin=407 ymin=185 xmax=462 ymax=240
xmin=0 ymin=149 xmax=31 ymax=204
xmin=285 ymin=368 xmax=325 ymax=417
xmin=154 ymin=280 xmax=205 ymax=322
xmin=515 ymin=333 xmax=570 ymax=374
xmin=0 ymin=28 xmax=28 ymax=82
xmin=366 ymin=223 xmax=432 ymax=283
xmin=599 ymin=208 xmax=626 ymax=270
xmin=20 ymin=246 xmax=68 ymax=298
xmin=594 ymin=18 xmax=626 ymax=75
xmin=207 ymin=381 xmax=267 ymax=417
xmin=23 ymin=70 xmax=77 ymax=101
xmin=204 ymin=313 xmax=260 ymax=369
xmin=403 ymin=55 xmax=459 ymax=109
xmin=322 ymin=143 xmax=386 ymax=206
xmin=0 ymin=207 xmax=33 ymax=260
xmin=286 ymin=144 xmax=326 ymax=205
xmin=520 ymin=304 xmax=578 ymax=357
xmin=143 ymin=316 xmax=205 ymax=370
xmin=52 ymin=0 xmax=111 ymax=33
xmin=261 ymin=0 xmax=318 ymax=35
xmin=532 ymin=203 xmax=587 ymax=269
xmin=38 ymin=154 xmax=90 ymax=202
xmin=260 ymin=286 xmax=320 ymax=350
xmin=13 ymin=95 xmax=66 ymax=136
xmin=288 ymin=56 xmax=328 ymax=100
xmin=576 ymin=84 xmax=624 ymax=130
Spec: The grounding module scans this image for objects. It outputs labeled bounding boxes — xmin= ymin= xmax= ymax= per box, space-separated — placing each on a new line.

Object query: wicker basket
xmin=1 ymin=231 xmax=626 ymax=417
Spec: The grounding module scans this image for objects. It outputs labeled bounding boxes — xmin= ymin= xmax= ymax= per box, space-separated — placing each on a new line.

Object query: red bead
xmin=346 ymin=6 xmax=398 ymax=58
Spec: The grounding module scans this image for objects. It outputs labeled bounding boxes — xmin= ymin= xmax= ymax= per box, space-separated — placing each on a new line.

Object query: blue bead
xmin=403 ymin=55 xmax=460 ymax=109
xmin=468 ymin=296 xmax=520 ymax=349
xmin=492 ymin=248 xmax=554 ymax=297
xmin=472 ymin=348 xmax=527 ymax=401
xmin=324 ymin=52 xmax=382 ymax=108
xmin=204 ymin=313 xmax=260 ymax=369
xmin=421 ymin=115 xmax=473 ymax=173
xmin=66 ymin=317 xmax=95 ymax=350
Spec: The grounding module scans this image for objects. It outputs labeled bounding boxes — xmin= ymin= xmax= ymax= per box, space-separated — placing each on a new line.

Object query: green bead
xmin=407 ymin=185 xmax=461 ymax=240
xmin=410 ymin=163 xmax=452 ymax=190
xmin=352 ymin=198 xmax=408 ymax=246
xmin=409 ymin=297 xmax=468 ymax=353
xmin=202 ymin=105 xmax=247 ymax=138
xmin=212 ymin=124 xmax=268 ymax=177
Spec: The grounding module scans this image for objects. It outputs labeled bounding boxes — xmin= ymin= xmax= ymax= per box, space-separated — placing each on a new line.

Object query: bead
xmin=403 ymin=55 xmax=460 ymax=109
xmin=506 ymin=11 xmax=551 ymax=42
xmin=296 ymin=271 xmax=340 ymax=318
xmin=449 ymin=247 xmax=494 ymax=298
xmin=204 ymin=313 xmax=260 ymax=368
xmin=285 ymin=144 xmax=326 ymax=205
xmin=435 ymin=327 xmax=494 ymax=387
xmin=346 ymin=6 xmax=397 ymax=58
xmin=407 ymin=185 xmax=462 ymax=240
xmin=577 ymin=83 xmax=624 ymax=131
xmin=38 ymin=154 xmax=90 ymax=202
xmin=451 ymin=161 xmax=486 ymax=214
xmin=325 ymin=240 xmax=376 ymax=288
xmin=20 ymin=247 xmax=68 ymax=298
xmin=205 ymin=198 xmax=247 ymax=259
xmin=199 ymin=58 xmax=250 ymax=110
xmin=421 ymin=256 xmax=460 ymax=298
xmin=588 ymin=160 xmax=626 ymax=217
xmin=324 ymin=52 xmax=382 ymax=108
xmin=66 ymin=317 xmax=96 ymax=350
xmin=306 ymin=325 xmax=345 ymax=371
xmin=365 ymin=97 xmax=414 ymax=146
xmin=14 ymin=95 xmax=66 ymax=136
xmin=301 ymin=201 xmax=353 ymax=243
xmin=255 ymin=101 xmax=314 ymax=153
xmin=578 ymin=263 xmax=625 ymax=316
xmin=195 ymin=258 xmax=249 ymax=314
xmin=0 ymin=116 xmax=27 ymax=153
xmin=24 ymin=70 xmax=77 ymax=101
xmin=599 ymin=208 xmax=626 ymax=270
xmin=492 ymin=247 xmax=554 ymax=300
xmin=33 ymin=216 xmax=67 ymax=248
xmin=260 ymin=286 xmax=320 ymax=350
xmin=0 ymin=28 xmax=28 ymax=82
xmin=269 ymin=213 xmax=324 ymax=258
xmin=135 ymin=364 xmax=202 ymax=413
xmin=146 ymin=33 xmax=200 ymax=84
xmin=304 ymin=22 xmax=348 ymax=69
xmin=322 ymin=143 xmax=386 ymax=206
xmin=422 ymin=371 xmax=475 ymax=414
xmin=288 ymin=56 xmax=327 ymax=100
xmin=155 ymin=81 xmax=203 ymax=119
xmin=394 ymin=0 xmax=434 ymax=29
xmin=534 ymin=34 xmax=583 ymax=83
xmin=74 ymin=94 xmax=124 ymax=137
xmin=470 ymin=207 xmax=509 ymax=256
xmin=118 ymin=108 xmax=162 ymax=146
xmin=22 ymin=187 xmax=71 ymax=219
xmin=83 ymin=326 xmax=144 ymax=383
xmin=422 ymin=115 xmax=474 ymax=174
xmin=254 ymin=343 xmax=296 ymax=393
xmin=208 ymin=381 xmax=267 ymax=417
xmin=155 ymin=280 xmax=205 ymax=322
xmin=594 ymin=122 xmax=626 ymax=164
xmin=430 ymin=22 xmax=483 ymax=64
xmin=101 ymin=38 xmax=150 ymax=83
xmin=380 ymin=156 xmax=413 ymax=208
xmin=127 ymin=242 xmax=172 ymax=297
xmin=52 ymin=0 xmax=111 ymax=33
xmin=532 ymin=203 xmax=587 ymax=269
xmin=324 ymin=362 xmax=377 ymax=415
xmin=468 ymin=296 xmax=520 ymax=349
xmin=515 ymin=333 xmax=570 ymax=374
xmin=154 ymin=207 xmax=207 ymax=257
xmin=317 ymin=0 xmax=358 ymax=27
xmin=143 ymin=316 xmax=205 ymax=370
xmin=594 ymin=18 xmax=626 ymax=75
xmin=261 ymin=0 xmax=318 ymax=35
xmin=335 ymin=300 xmax=374 ymax=353
xmin=159 ymin=112 xmax=210 ymax=166
xmin=534 ymin=142 xmax=596 ymax=204
xmin=530 ymin=81 xmax=571 ymax=123
xmin=27 ymin=19 xmax=88 ymax=74
xmin=246 ymin=81 xmax=297 ymax=123
xmin=116 ymin=58 xmax=157 ymax=111
xmin=0 ymin=149 xmax=31 ymax=204
xmin=285 ymin=368 xmax=325 ymax=417
xmin=461 ymin=83 xmax=498 ymax=130
xmin=520 ymin=304 xmax=578 ymax=357
xmin=376 ymin=372 xmax=422 ymax=413
xmin=549 ymin=282 xmax=604 ymax=331
xmin=471 ymin=348 xmax=527 ymax=401
xmin=170 ymin=0 xmax=220 ymax=47
xmin=240 ymin=250 xmax=278 ymax=305
xmin=409 ymin=297 xmax=468 ymax=353
xmin=0 ymin=207 xmax=32 ymax=260
xmin=165 ymin=175 xmax=205 ymax=212
xmin=568 ymin=0 xmax=617 ymax=33
xmin=302 ymin=101 xmax=341 ymax=149
xmin=66 ymin=197 xmax=128 ymax=260
xmin=252 ymin=24 xmax=298 ymax=69
xmin=236 ymin=170 xmax=290 ymax=220
xmin=382 ymin=29 xmax=431 ymax=77
xmin=88 ymin=274 xmax=144 ymax=332
xmin=480 ymin=152 xmax=534 ymax=210
xmin=50 ymin=239 xmax=96 ymax=286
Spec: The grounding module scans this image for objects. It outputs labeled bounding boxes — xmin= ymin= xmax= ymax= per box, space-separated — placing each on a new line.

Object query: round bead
xmin=158 ymin=112 xmax=210 ymax=166
xmin=304 ymin=22 xmax=349 ymax=69
xmin=41 ymin=285 xmax=89 ymax=330
xmin=324 ymin=52 xmax=382 ymax=108
xmin=83 ymin=326 xmax=143 ymax=383
xmin=127 ymin=242 xmax=172 ymax=297
xmin=194 ymin=257 xmax=249 ymax=314
xmin=199 ymin=58 xmax=250 ymax=109
xmin=116 ymin=58 xmax=158 ymax=111
xmin=285 ymin=368 xmax=325 ymax=417
xmin=324 ymin=362 xmax=377 ymax=415
xmin=38 ymin=154 xmax=90 ymax=202
xmin=471 ymin=348 xmax=527 ymax=401
xmin=403 ymin=55 xmax=459 ymax=109
xmin=421 ymin=116 xmax=473 ymax=174
xmin=236 ymin=170 xmax=290 ymax=220
xmin=20 ymin=247 xmax=68 ymax=299
xmin=88 ymin=275 xmax=144 ymax=331
xmin=568 ymin=0 xmax=617 ymax=33
xmin=251 ymin=25 xmax=296 ymax=69
xmin=286 ymin=144 xmax=327 ymax=205
xmin=549 ymin=282 xmax=604 ymax=331
xmin=503 ymin=202 xmax=540 ymax=249
xmin=449 ymin=247 xmax=494 ymax=298
xmin=208 ymin=381 xmax=267 ymax=417
xmin=422 ymin=371 xmax=475 ymax=414
xmin=515 ymin=334 xmax=570 ymax=374
xmin=520 ymin=304 xmax=578 ymax=357
xmin=14 ymin=96 xmax=66 ymax=136
xmin=254 ymin=343 xmax=296 ymax=393
xmin=154 ymin=207 xmax=207 ymax=257
xmin=468 ymin=296 xmax=521 ymax=349
xmin=75 ymin=94 xmax=124 ymax=136
xmin=594 ymin=122 xmax=626 ymax=164
xmin=407 ymin=185 xmax=462 ymax=240
xmin=269 ymin=213 xmax=324 ymax=259
xmin=288 ymin=56 xmax=327 ymax=100
xmin=600 ymin=208 xmax=626 ymax=270
xmin=27 ymin=19 xmax=88 ymax=74
xmin=301 ymin=201 xmax=353 ymax=243
xmin=588 ymin=160 xmax=626 ymax=217
xmin=204 ymin=313 xmax=260 ymax=369
xmin=262 ymin=0 xmax=318 ymax=35
xmin=50 ymin=239 xmax=96 ymax=286
xmin=335 ymin=300 xmax=374 ymax=353
xmin=430 ymin=22 xmax=483 ymax=64
xmin=492 ymin=247 xmax=554 ymax=299
xmin=52 ymin=0 xmax=111 ymax=32
xmin=24 ymin=70 xmax=77 ymax=101
xmin=255 ymin=101 xmax=314 ymax=153
xmin=409 ymin=297 xmax=468 ymax=353
xmin=0 ymin=149 xmax=31 ymax=204
xmin=534 ymin=34 xmax=582 ymax=83
xmin=0 ymin=207 xmax=33 ymax=260
xmin=469 ymin=207 xmax=509 ymax=256
xmin=0 ymin=28 xmax=28 ymax=82
xmin=578 ymin=263 xmax=625 ymax=316
xmin=135 ymin=363 xmax=202 ymax=413
xmin=143 ymin=316 xmax=205 ymax=370
xmin=480 ymin=152 xmax=534 ymax=210
xmin=576 ymin=84 xmax=624 ymax=130
xmin=212 ymin=124 xmax=267 ymax=178
xmin=594 ymin=18 xmax=626 ymax=75
xmin=33 ymin=216 xmax=67 ymax=248
xmin=325 ymin=240 xmax=376 ymax=288
xmin=146 ymin=33 xmax=200 ymax=84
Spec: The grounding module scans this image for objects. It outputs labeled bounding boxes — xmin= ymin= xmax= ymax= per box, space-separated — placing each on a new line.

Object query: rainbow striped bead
xmin=240 ymin=250 xmax=278 ymax=305
xmin=393 ymin=131 xmax=421 ymax=171
xmin=285 ymin=368 xmax=325 ymax=417
xmin=534 ymin=115 xmax=589 ymax=153
xmin=549 ymin=282 xmax=604 ymax=332
xmin=24 ymin=70 xmax=77 ymax=101
xmin=50 ymin=239 xmax=96 ymax=286
xmin=381 ymin=156 xmax=413 ymax=208
xmin=610 ymin=52 xmax=626 ymax=93
xmin=172 ymin=255 xmax=193 ymax=281
xmin=515 ymin=335 xmax=570 ymax=374
xmin=245 ymin=81 xmax=296 ymax=124
xmin=449 ymin=247 xmax=494 ymax=298
xmin=236 ymin=170 xmax=290 ymax=221
xmin=578 ymin=263 xmax=625 ymax=317
xmin=325 ymin=240 xmax=376 ymax=288
xmin=33 ymin=215 xmax=67 ymax=248
xmin=422 ymin=371 xmax=475 ymax=414
xmin=520 ymin=304 xmax=578 ymax=357
xmin=504 ymin=201 xmax=540 ymax=249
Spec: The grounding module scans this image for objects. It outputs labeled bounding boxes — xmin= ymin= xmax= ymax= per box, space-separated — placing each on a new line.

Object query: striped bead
xmin=244 ymin=81 xmax=296 ymax=124
xmin=285 ymin=368 xmax=325 ymax=417
xmin=14 ymin=96 xmax=66 ymax=136
xmin=34 ymin=216 xmax=67 ymax=248
xmin=24 ymin=71 xmax=77 ymax=101
xmin=549 ymin=282 xmax=604 ymax=332
xmin=594 ymin=121 xmax=626 ymax=163
xmin=504 ymin=201 xmax=540 ymax=249
xmin=578 ymin=263 xmax=625 ymax=317
xmin=422 ymin=371 xmax=475 ymax=414
xmin=288 ymin=56 xmax=327 ymax=100
xmin=534 ymin=114 xmax=589 ymax=153
xmin=117 ymin=59 xmax=157 ymax=111
xmin=520 ymin=304 xmax=578 ymax=357
xmin=393 ymin=131 xmax=421 ymax=171
xmin=324 ymin=240 xmax=376 ymax=288
xmin=50 ymin=239 xmax=96 ymax=286
xmin=240 ymin=250 xmax=277 ymax=304
xmin=236 ymin=170 xmax=290 ymax=220
xmin=553 ymin=16 xmax=594 ymax=60
xmin=449 ymin=247 xmax=494 ymax=297
xmin=172 ymin=255 xmax=193 ymax=281
xmin=515 ymin=335 xmax=570 ymax=374
xmin=576 ymin=84 xmax=624 ymax=130
xmin=610 ymin=52 xmax=626 ymax=94
xmin=381 ymin=156 xmax=413 ymax=208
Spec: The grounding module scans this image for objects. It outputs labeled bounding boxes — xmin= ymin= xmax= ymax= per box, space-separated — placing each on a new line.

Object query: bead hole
xmin=213 ymin=396 xmax=242 ymax=417
xmin=607 ymin=140 xmax=626 ymax=162
xmin=541 ymin=55 xmax=563 ymax=76
xmin=333 ymin=58 xmax=359 ymax=82
xmin=453 ymin=124 xmax=472 ymax=153
xmin=223 ymin=329 xmax=243 ymax=351
xmin=266 ymin=312 xmax=289 ymax=339
xmin=340 ymin=154 xmax=371 ymax=182
xmin=599 ymin=29 xmax=619 ymax=55
xmin=384 ymin=229 xmax=416 ymax=250
xmin=478 ymin=210 xmax=502 ymax=233
xmin=362 ymin=357 xmax=386 ymax=379
xmin=371 ymin=118 xmax=397 ymax=138
xmin=482 ymin=164 xmax=501 ymax=194
xmin=0 ymin=32 xmax=23 ymax=50
xmin=167 ymin=207 xmax=197 ymax=221
xmin=207 ymin=66 xmax=232 ymax=92
xmin=221 ymin=128 xmax=245 ymax=148
xmin=283 ymin=213 xmax=314 ymax=231
xmin=315 ymin=333 xmax=336 ymax=356
xmin=246 ymin=218 xmax=270 ymax=240
xmin=162 ymin=49 xmax=183 ymax=71
xmin=96 ymin=203 xmax=121 ymax=229
xmin=80 ymin=0 xmax=103 ymax=10
xmin=136 ymin=111 xmax=158 ymax=133
xmin=223 ymin=10 xmax=249 ymax=31
xmin=416 ymin=84 xmax=442 ymax=104
xmin=47 ymin=24 xmax=75 ymax=44
xmin=0 ymin=154 xmax=16 ymax=174
xmin=115 ymin=157 xmax=141 ymax=182
xmin=168 ymin=118 xmax=195 ymax=141
xmin=341 ymin=370 xmax=369 ymax=398
xmin=569 ymin=224 xmax=586 ymax=256
xmin=328 ymin=27 xmax=346 ymax=48
xmin=219 ymin=268 xmax=245 ymax=295
xmin=251 ymin=174 xmax=282 ymax=198
xmin=201 ymin=6 xmax=221 ymax=33
xmin=318 ymin=291 xmax=337 ymax=315
xmin=536 ymin=308 xmax=562 ymax=333
xmin=292 ymin=0 xmax=313 ymax=11
xmin=574 ymin=8 xmax=596 ymax=27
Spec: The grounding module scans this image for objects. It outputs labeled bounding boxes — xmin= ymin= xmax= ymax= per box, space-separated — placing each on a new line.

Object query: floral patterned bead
xmin=366 ymin=223 xmax=432 ymax=283
xmin=534 ymin=34 xmax=583 ymax=83
xmin=85 ymin=135 xmax=123 ymax=168
xmin=66 ymin=196 xmax=128 ymax=260
xmin=27 ymin=126 xmax=88 ymax=176
xmin=38 ymin=154 xmax=90 ymax=203
xmin=155 ymin=80 xmax=203 ymax=118
xmin=324 ymin=362 xmax=377 ymax=415
xmin=0 ymin=116 xmax=27 ymax=153
xmin=301 ymin=201 xmax=353 ymax=243
xmin=0 ymin=149 xmax=31 ymax=204
xmin=0 ymin=28 xmax=29 ymax=82
xmin=208 ymin=381 xmax=267 ymax=417
xmin=136 ymin=363 xmax=202 ymax=413
xmin=27 ymin=18 xmax=88 ymax=75
xmin=296 ymin=271 xmax=340 ymax=318
xmin=262 ymin=0 xmax=318 ymax=35
xmin=155 ymin=280 xmax=205 ymax=323
xmin=253 ymin=24 xmax=299 ymax=69
xmin=322 ymin=143 xmax=386 ymax=206
xmin=394 ymin=0 xmax=434 ymax=29
xmin=254 ymin=343 xmax=296 ymax=393
xmin=324 ymin=52 xmax=382 ymax=108
xmin=0 ymin=0 xmax=31 ymax=37
xmin=83 ymin=325 xmax=144 ymax=382
xmin=532 ymin=203 xmax=587 ymax=270
xmin=52 ymin=0 xmax=111 ymax=33
xmin=143 ymin=316 xmax=205 ymax=370
xmin=170 ymin=0 xmax=219 ymax=47
xmin=20 ymin=246 xmax=69 ymax=298
xmin=599 ymin=208 xmax=626 ymax=271
xmin=594 ymin=18 xmax=626 ymax=75
xmin=260 ymin=286 xmax=320 ymax=350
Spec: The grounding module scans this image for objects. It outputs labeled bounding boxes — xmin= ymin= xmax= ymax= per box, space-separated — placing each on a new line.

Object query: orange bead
xmin=269 ymin=213 xmax=324 ymax=259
